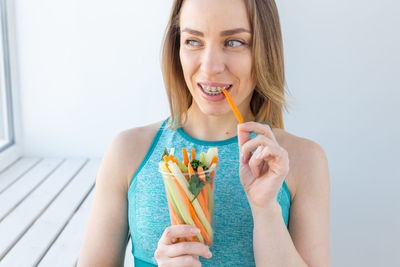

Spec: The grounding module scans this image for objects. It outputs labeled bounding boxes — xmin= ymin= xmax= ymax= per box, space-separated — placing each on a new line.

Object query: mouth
xmin=197 ymin=83 xmax=232 ymax=96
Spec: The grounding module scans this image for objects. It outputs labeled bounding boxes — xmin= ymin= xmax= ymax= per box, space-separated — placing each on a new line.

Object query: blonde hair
xmin=161 ymin=0 xmax=289 ymax=129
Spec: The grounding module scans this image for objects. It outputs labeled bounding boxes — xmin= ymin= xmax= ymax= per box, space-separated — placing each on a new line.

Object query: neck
xmin=181 ymin=101 xmax=255 ymax=142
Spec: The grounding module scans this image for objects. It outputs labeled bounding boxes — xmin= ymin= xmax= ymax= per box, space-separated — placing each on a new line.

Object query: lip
xmin=198 ymin=81 xmax=232 ymax=87
xmin=197 ymin=83 xmax=233 ymax=102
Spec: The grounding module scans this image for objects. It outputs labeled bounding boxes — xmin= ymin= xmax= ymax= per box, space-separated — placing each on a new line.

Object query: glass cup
xmin=158 ymin=164 xmax=217 ymax=246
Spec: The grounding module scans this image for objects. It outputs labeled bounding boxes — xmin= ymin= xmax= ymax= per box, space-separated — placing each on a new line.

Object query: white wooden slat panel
xmin=0 ymin=155 xmax=19 ymax=174
xmin=0 ymin=158 xmax=87 ymax=260
xmin=0 ymin=146 xmax=22 ymax=174
xmin=0 ymin=159 xmax=100 ymax=267
xmin=0 ymin=158 xmax=63 ymax=221
xmin=125 ymin=238 xmax=134 ymax=267
xmin=0 ymin=157 xmax=40 ymax=194
xmin=38 ymin=188 xmax=94 ymax=267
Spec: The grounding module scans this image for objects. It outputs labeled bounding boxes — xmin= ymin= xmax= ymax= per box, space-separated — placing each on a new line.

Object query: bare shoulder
xmin=109 ymin=120 xmax=165 ymax=191
xmin=272 ymin=128 xmax=329 ymax=201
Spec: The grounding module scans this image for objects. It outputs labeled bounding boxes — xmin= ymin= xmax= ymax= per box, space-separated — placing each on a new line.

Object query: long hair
xmin=161 ymin=0 xmax=289 ymax=129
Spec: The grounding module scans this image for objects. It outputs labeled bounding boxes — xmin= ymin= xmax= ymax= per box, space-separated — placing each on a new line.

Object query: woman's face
xmin=179 ymin=0 xmax=254 ymax=117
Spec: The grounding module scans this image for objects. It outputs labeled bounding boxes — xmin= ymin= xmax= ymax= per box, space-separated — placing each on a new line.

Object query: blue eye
xmin=226 ymin=40 xmax=244 ymax=47
xmin=185 ymin=39 xmax=201 ymax=47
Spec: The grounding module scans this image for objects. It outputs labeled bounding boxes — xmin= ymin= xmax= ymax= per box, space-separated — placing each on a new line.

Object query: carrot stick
xmin=191 ymin=148 xmax=196 ymax=160
xmin=188 ymin=163 xmax=209 ymax=222
xmin=197 ymin=166 xmax=206 ymax=182
xmin=192 ymin=207 xmax=212 ymax=244
xmin=167 ymin=192 xmax=182 ymax=224
xmin=188 ymin=162 xmax=194 ymax=177
xmin=210 ymin=170 xmax=216 ymax=190
xmin=182 ymin=147 xmax=189 ymax=166
xmin=210 ymin=155 xmax=218 ymax=166
xmin=166 ymin=184 xmax=188 ymax=243
xmin=196 ymin=166 xmax=210 ymax=223
xmin=221 ymin=89 xmax=244 ymax=124
xmin=174 ymin=176 xmax=211 ymax=244
xmin=196 ymin=188 xmax=210 ymax=223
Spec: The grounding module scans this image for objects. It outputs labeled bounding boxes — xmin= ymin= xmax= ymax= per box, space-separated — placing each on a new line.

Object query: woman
xmin=78 ymin=0 xmax=330 ymax=266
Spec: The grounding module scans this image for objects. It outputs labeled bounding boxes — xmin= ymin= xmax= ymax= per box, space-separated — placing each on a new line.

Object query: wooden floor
xmin=0 ymin=157 xmax=134 ymax=267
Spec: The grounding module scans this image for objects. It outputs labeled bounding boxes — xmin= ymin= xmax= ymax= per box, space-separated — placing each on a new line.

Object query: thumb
xmin=237 ymin=124 xmax=251 ymax=152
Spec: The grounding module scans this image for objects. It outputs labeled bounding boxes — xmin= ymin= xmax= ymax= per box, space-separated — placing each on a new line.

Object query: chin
xmin=198 ymin=104 xmax=230 ymax=117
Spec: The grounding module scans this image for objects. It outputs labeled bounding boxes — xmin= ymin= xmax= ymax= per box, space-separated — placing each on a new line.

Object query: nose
xmin=199 ymin=45 xmax=225 ymax=75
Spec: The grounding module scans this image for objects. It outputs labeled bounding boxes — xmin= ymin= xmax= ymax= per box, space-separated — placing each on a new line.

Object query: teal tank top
xmin=127 ymin=118 xmax=291 ymax=266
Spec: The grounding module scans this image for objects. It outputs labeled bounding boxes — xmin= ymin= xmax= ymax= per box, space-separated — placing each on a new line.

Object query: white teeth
xmin=200 ymin=84 xmax=231 ymax=95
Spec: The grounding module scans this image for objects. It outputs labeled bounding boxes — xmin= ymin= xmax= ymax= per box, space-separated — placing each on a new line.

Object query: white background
xmin=11 ymin=0 xmax=400 ymax=266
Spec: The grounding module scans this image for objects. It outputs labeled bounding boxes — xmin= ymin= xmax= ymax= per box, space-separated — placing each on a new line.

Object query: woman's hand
xmin=154 ymin=225 xmax=212 ymax=267
xmin=237 ymin=122 xmax=290 ymax=212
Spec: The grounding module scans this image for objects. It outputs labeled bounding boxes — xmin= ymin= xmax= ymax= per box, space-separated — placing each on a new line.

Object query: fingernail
xmin=207 ymin=251 xmax=212 ymax=258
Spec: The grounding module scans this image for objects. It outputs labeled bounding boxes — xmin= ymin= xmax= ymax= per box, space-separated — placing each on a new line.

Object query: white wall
xmin=15 ymin=0 xmax=172 ymax=158
xmin=278 ymin=1 xmax=400 ymax=266
xmin=13 ymin=0 xmax=400 ymax=266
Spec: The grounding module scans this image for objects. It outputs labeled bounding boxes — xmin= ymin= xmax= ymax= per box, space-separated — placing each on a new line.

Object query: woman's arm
xmin=77 ymin=130 xmax=142 ymax=267
xmin=252 ymin=140 xmax=330 ymax=267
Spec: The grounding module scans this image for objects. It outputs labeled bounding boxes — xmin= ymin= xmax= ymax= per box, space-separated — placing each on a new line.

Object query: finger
xmin=248 ymin=145 xmax=265 ymax=177
xmin=159 ymin=225 xmax=200 ymax=245
xmin=168 ymin=255 xmax=201 ymax=267
xmin=241 ymin=135 xmax=278 ymax=164
xmin=167 ymin=242 xmax=212 ymax=259
xmin=237 ymin=124 xmax=251 ymax=150
xmin=238 ymin=121 xmax=277 ymax=143
xmin=248 ymin=145 xmax=285 ymax=176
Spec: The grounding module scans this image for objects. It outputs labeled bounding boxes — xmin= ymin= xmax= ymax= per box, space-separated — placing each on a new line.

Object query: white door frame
xmin=0 ymin=0 xmax=22 ymax=172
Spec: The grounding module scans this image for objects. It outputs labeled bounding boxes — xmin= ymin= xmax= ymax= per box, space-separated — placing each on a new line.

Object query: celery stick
xmin=205 ymin=148 xmax=218 ymax=168
xmin=206 ymin=183 xmax=213 ymax=216
xmin=178 ymin=162 xmax=188 ymax=173
xmin=199 ymin=152 xmax=206 ymax=165
xmin=165 ymin=182 xmax=182 ymax=223
xmin=160 ymin=163 xmax=191 ymax=223
xmin=168 ymin=162 xmax=213 ymax=239
xmin=207 ymin=184 xmax=214 ymax=221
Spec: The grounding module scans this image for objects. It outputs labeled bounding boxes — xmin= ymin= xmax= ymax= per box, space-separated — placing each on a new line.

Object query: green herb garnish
xmin=190 ymin=159 xmax=208 ymax=172
xmin=188 ymin=174 xmax=205 ymax=203
xmin=160 ymin=148 xmax=169 ymax=161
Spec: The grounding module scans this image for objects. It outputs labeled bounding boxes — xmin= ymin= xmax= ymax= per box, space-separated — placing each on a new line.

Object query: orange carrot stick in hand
xmin=221 ymin=89 xmax=244 ymax=124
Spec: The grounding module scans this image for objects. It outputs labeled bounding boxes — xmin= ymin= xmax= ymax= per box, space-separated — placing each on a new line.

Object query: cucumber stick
xmin=168 ymin=162 xmax=213 ymax=239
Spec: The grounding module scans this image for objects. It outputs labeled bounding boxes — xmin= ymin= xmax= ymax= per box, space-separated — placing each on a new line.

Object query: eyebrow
xmin=181 ymin=27 xmax=251 ymax=37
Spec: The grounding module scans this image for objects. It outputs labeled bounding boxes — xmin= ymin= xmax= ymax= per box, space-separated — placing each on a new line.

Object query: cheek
xmin=229 ymin=53 xmax=253 ymax=83
xmin=179 ymin=49 xmax=198 ymax=76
